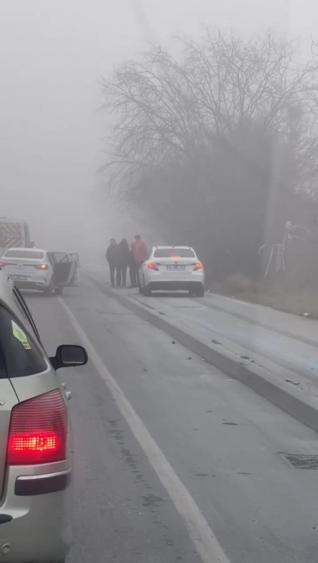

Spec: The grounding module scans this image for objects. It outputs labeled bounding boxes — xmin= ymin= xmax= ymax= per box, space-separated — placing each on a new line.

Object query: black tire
xmin=43 ymin=285 xmax=54 ymax=296
xmin=143 ymin=286 xmax=152 ymax=296
xmin=139 ymin=286 xmax=144 ymax=294
xmin=196 ymin=286 xmax=205 ymax=297
xmin=55 ymin=286 xmax=64 ymax=296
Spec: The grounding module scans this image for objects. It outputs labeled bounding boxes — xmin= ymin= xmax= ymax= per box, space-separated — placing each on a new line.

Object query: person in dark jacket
xmin=105 ymin=238 xmax=118 ymax=287
xmin=129 ymin=244 xmax=137 ymax=287
xmin=116 ymin=238 xmax=130 ymax=287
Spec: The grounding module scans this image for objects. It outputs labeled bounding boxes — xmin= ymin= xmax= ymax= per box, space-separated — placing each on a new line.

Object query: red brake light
xmin=7 ymin=390 xmax=67 ymax=465
xmin=170 ymin=256 xmax=181 ymax=261
xmin=193 ymin=260 xmax=204 ymax=271
xmin=147 ymin=260 xmax=159 ymax=270
xmin=0 ymin=261 xmax=6 ymax=269
xmin=35 ymin=263 xmax=49 ymax=270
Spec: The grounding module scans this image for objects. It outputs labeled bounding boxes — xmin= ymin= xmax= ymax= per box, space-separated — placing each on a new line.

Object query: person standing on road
xmin=105 ymin=238 xmax=118 ymax=288
xmin=117 ymin=238 xmax=130 ymax=288
xmin=129 ymin=243 xmax=137 ymax=288
xmin=132 ymin=234 xmax=148 ymax=287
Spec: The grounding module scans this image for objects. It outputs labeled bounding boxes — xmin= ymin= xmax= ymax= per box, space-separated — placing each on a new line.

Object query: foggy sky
xmin=1 ymin=0 xmax=318 ymax=257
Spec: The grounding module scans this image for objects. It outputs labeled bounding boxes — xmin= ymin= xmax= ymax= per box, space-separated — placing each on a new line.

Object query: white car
xmin=0 ymin=247 xmax=79 ymax=295
xmin=139 ymin=246 xmax=205 ymax=296
xmin=0 ymin=272 xmax=87 ymax=562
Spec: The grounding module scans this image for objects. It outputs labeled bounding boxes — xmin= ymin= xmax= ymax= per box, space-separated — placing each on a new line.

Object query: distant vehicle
xmin=0 ymin=247 xmax=80 ymax=295
xmin=139 ymin=246 xmax=205 ymax=296
xmin=0 ymin=217 xmax=32 ymax=252
xmin=0 ymin=271 xmax=87 ymax=562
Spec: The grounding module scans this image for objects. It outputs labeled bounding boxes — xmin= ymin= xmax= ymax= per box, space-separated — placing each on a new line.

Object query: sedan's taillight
xmin=193 ymin=260 xmax=204 ymax=271
xmin=0 ymin=261 xmax=6 ymax=269
xmin=35 ymin=263 xmax=49 ymax=270
xmin=7 ymin=390 xmax=67 ymax=465
xmin=147 ymin=260 xmax=159 ymax=271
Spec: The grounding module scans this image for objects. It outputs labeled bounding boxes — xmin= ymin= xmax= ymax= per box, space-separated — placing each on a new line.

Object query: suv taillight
xmin=7 ymin=390 xmax=67 ymax=465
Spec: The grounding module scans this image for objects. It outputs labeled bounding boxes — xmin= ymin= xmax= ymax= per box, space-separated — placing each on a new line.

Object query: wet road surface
xmin=25 ymin=276 xmax=318 ymax=563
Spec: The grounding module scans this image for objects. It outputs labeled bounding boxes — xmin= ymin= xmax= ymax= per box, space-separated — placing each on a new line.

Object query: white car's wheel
xmin=196 ymin=285 xmax=205 ymax=297
xmin=143 ymin=286 xmax=152 ymax=296
xmin=43 ymin=284 xmax=54 ymax=295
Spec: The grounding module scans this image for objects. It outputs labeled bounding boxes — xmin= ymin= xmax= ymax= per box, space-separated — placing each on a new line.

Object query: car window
xmin=154 ymin=248 xmax=196 ymax=258
xmin=48 ymin=252 xmax=70 ymax=266
xmin=12 ymin=287 xmax=42 ymax=344
xmin=4 ymin=250 xmax=44 ymax=259
xmin=0 ymin=305 xmax=47 ymax=377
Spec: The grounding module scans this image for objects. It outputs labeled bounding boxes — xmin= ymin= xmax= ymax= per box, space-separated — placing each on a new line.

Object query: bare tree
xmin=101 ymin=30 xmax=318 ymax=280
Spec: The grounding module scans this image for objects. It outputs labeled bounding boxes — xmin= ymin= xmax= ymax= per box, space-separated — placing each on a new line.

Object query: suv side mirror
xmin=50 ymin=345 xmax=88 ymax=370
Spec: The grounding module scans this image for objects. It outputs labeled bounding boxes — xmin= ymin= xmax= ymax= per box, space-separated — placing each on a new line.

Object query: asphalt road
xmin=25 ymin=276 xmax=318 ymax=563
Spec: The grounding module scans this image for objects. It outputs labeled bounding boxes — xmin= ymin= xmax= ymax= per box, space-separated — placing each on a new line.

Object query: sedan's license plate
xmin=10 ymin=274 xmax=28 ymax=280
xmin=167 ymin=265 xmax=186 ymax=271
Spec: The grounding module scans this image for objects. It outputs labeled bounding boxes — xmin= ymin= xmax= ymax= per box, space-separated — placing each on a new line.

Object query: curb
xmin=89 ymin=274 xmax=318 ymax=434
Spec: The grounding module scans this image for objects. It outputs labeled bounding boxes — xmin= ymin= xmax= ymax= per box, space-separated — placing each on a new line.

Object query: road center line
xmin=58 ymin=297 xmax=230 ymax=563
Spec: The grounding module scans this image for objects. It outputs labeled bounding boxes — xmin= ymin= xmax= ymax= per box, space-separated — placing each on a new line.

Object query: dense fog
xmin=1 ymin=0 xmax=318 ymax=277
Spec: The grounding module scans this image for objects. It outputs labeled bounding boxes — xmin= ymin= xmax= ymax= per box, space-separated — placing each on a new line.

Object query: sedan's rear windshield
xmin=154 ymin=248 xmax=196 ymax=258
xmin=4 ymin=250 xmax=44 ymax=259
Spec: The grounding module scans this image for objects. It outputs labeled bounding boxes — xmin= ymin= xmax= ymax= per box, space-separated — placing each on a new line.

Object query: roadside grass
xmin=210 ymin=274 xmax=318 ymax=318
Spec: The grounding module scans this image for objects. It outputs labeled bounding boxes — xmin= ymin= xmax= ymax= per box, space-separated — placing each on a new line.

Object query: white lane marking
xmin=58 ymin=297 xmax=230 ymax=563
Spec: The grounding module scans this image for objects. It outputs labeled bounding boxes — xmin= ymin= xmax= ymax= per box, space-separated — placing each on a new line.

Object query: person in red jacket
xmin=132 ymin=234 xmax=148 ymax=287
